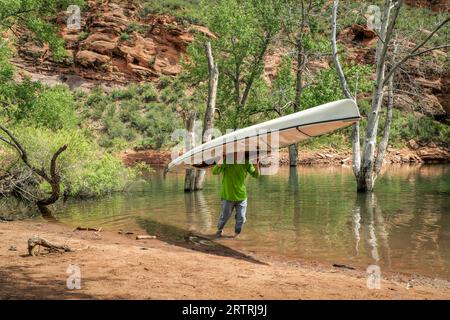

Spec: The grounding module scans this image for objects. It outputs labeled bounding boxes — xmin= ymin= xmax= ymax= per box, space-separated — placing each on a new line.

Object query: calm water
xmin=55 ymin=165 xmax=450 ymax=279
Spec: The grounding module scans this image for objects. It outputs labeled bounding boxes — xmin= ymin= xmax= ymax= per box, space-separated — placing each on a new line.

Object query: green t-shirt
xmin=212 ymin=161 xmax=260 ymax=201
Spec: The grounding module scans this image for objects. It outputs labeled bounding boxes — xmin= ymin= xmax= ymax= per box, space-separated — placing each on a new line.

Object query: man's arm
xmin=212 ymin=163 xmax=224 ymax=175
xmin=247 ymin=160 xmax=260 ymax=178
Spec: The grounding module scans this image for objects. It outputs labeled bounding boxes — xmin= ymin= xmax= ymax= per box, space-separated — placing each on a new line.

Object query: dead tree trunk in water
xmin=289 ymin=44 xmax=304 ymax=167
xmin=374 ymin=43 xmax=398 ymax=176
xmin=0 ymin=125 xmax=67 ymax=217
xmin=331 ymin=0 xmax=360 ymax=178
xmin=194 ymin=41 xmax=219 ymax=190
xmin=184 ymin=113 xmax=196 ymax=192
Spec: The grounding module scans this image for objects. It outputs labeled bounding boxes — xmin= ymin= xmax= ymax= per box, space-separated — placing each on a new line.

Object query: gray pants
xmin=218 ymin=199 xmax=247 ymax=234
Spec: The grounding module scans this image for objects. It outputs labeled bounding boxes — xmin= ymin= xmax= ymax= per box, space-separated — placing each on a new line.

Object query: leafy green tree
xmin=0 ymin=125 xmax=134 ymax=199
xmin=259 ymin=57 xmax=296 ymax=118
xmin=276 ymin=0 xmax=328 ymax=165
xmin=0 ymin=0 xmax=84 ymax=61
xmin=5 ymin=82 xmax=78 ymax=130
xmin=187 ymin=0 xmax=282 ymax=130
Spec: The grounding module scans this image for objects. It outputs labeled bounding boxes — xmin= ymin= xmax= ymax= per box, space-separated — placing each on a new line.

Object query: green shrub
xmin=9 ymin=83 xmax=79 ymax=130
xmin=142 ymin=103 xmax=181 ymax=149
xmin=139 ymin=0 xmax=202 ymax=24
xmin=0 ymin=125 xmax=134 ymax=198
xmin=157 ymin=76 xmax=173 ymax=90
xmin=98 ymin=136 xmax=128 ymax=151
xmin=104 ymin=116 xmax=125 ymax=139
xmin=120 ymin=99 xmax=141 ymax=114
xmin=139 ymin=84 xmax=158 ymax=102
xmin=77 ymin=82 xmax=183 ymax=151
xmin=130 ymin=112 xmax=152 ymax=132
xmin=111 ymin=87 xmax=134 ymax=100
xmin=31 ymin=85 xmax=79 ymax=129
xmin=125 ymin=22 xmax=145 ymax=34
xmin=78 ymin=31 xmax=89 ymax=41
xmin=302 ymin=62 xmax=374 ymax=110
xmin=68 ymin=153 xmax=135 ymax=197
xmin=0 ymin=41 xmax=14 ymax=84
xmin=85 ymin=86 xmax=108 ymax=106
xmin=134 ymin=137 xmax=157 ymax=150
xmin=120 ymin=32 xmax=130 ymax=41
xmin=388 ymin=110 xmax=450 ymax=147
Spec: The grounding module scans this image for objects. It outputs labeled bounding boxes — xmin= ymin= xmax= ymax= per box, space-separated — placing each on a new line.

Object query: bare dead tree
xmin=331 ymin=0 xmax=361 ymax=178
xmin=331 ymin=0 xmax=449 ymax=192
xmin=183 ymin=111 xmax=197 ymax=192
xmin=0 ymin=124 xmax=67 ymax=216
xmin=374 ymin=43 xmax=398 ymax=175
xmin=193 ymin=41 xmax=219 ymax=191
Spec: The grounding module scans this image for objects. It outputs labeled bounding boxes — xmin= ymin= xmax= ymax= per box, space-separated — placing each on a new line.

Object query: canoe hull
xmin=167 ymin=99 xmax=360 ymax=170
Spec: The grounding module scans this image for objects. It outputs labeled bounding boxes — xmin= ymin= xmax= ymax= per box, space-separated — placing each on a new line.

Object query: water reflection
xmin=353 ymin=194 xmax=391 ymax=266
xmin=352 ymin=196 xmax=361 ymax=256
xmin=54 ymin=165 xmax=450 ymax=279
xmin=184 ymin=191 xmax=213 ymax=233
xmin=288 ymin=167 xmax=301 ymax=238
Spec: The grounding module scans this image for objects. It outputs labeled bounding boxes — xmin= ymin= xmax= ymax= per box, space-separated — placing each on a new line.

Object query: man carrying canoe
xmin=212 ymin=156 xmax=260 ymax=238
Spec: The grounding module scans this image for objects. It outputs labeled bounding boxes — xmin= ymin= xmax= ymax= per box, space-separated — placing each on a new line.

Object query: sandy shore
xmin=1 ymin=220 xmax=449 ymax=300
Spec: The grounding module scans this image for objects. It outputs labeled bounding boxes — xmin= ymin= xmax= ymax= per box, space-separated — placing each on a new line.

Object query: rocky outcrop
xmin=64 ymin=1 xmax=201 ymax=81
xmin=337 ymin=24 xmax=377 ymax=65
xmin=75 ymin=50 xmax=111 ymax=69
xmin=121 ymin=149 xmax=173 ymax=167
xmin=416 ymin=145 xmax=450 ymax=162
xmin=15 ymin=0 xmax=212 ymax=84
xmin=385 ymin=141 xmax=450 ymax=164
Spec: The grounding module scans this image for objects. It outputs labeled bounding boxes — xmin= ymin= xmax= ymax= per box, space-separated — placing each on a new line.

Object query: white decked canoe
xmin=167 ymin=99 xmax=360 ymax=171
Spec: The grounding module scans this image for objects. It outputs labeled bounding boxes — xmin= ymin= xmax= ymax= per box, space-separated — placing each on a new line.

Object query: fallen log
xmin=136 ymin=235 xmax=156 ymax=240
xmin=118 ymin=230 xmax=134 ymax=235
xmin=28 ymin=236 xmax=73 ymax=256
xmin=332 ymin=263 xmax=355 ymax=270
xmin=74 ymin=226 xmax=102 ymax=232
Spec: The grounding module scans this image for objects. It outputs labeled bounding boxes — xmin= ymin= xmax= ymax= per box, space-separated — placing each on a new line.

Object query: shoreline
xmin=121 ymin=144 xmax=450 ymax=167
xmin=1 ymin=220 xmax=449 ymax=299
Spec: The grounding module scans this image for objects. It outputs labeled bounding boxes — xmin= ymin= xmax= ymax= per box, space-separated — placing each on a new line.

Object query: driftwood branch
xmin=74 ymin=226 xmax=102 ymax=232
xmin=136 ymin=235 xmax=157 ymax=240
xmin=0 ymin=124 xmax=68 ymax=215
xmin=28 ymin=236 xmax=72 ymax=256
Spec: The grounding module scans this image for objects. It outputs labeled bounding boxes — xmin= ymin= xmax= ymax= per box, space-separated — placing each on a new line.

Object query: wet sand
xmin=1 ymin=220 xmax=449 ymax=299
